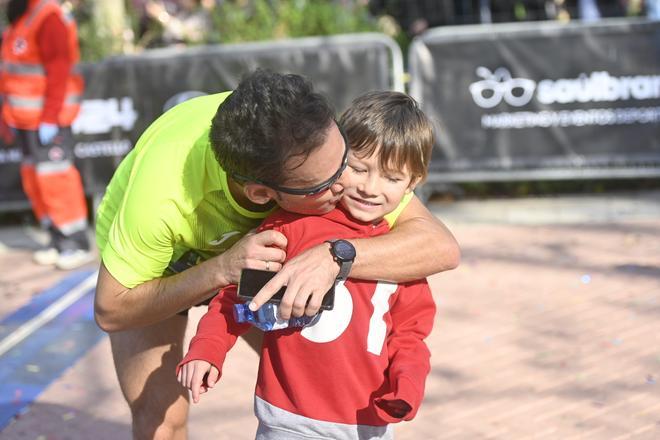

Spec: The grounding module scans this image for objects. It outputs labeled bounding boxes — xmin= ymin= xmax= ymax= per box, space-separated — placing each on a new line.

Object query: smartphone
xmin=237 ymin=268 xmax=335 ymax=311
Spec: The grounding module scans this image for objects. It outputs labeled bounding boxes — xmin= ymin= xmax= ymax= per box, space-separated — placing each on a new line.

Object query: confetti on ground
xmin=62 ymin=411 xmax=76 ymax=421
xmin=25 ymin=364 xmax=40 ymax=373
xmin=12 ymin=389 xmax=22 ymax=404
xmin=647 ymin=375 xmax=656 ymax=385
xmin=580 ymin=274 xmax=592 ymax=284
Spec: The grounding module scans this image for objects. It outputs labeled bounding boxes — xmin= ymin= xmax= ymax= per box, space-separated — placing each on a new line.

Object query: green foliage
xmin=72 ymin=3 xmax=118 ymax=62
xmin=207 ymin=0 xmax=279 ymax=44
xmin=72 ymin=1 xmax=382 ymax=61
xmin=208 ymin=0 xmax=379 ymax=44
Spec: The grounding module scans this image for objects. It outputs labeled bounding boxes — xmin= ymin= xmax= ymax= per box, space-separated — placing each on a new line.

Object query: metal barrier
xmin=408 ymin=19 xmax=660 ymax=193
xmin=0 ymin=33 xmax=403 ymax=210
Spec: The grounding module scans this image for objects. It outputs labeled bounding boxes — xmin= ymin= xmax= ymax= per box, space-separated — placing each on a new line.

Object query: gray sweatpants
xmin=254 ymin=396 xmax=394 ymax=440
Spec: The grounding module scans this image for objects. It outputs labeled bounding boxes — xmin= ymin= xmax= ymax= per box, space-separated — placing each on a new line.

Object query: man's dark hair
xmin=210 ymin=69 xmax=335 ymax=185
xmin=7 ymin=0 xmax=28 ymax=25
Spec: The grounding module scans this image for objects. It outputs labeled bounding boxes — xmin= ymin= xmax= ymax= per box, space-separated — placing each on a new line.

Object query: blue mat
xmin=0 ymin=270 xmax=105 ymax=429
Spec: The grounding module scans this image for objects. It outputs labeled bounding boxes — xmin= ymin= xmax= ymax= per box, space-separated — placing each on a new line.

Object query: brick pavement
xmin=0 ymin=213 xmax=659 ymax=439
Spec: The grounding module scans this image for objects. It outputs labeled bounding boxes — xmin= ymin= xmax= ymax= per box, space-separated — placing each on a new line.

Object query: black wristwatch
xmin=326 ymin=239 xmax=356 ymax=281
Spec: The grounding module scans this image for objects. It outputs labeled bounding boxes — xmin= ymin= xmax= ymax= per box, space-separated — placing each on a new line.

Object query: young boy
xmin=177 ymin=91 xmax=438 ymax=439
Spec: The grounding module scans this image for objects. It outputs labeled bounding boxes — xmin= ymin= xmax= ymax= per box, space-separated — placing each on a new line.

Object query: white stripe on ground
xmin=0 ymin=271 xmax=98 ymax=357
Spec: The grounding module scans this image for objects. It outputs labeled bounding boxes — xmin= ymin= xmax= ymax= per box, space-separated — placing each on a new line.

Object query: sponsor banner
xmin=0 ymin=33 xmax=402 ymax=205
xmin=409 ymin=19 xmax=660 ymax=179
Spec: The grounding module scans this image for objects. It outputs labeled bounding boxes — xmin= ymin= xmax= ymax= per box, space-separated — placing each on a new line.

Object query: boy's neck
xmin=338 ymin=205 xmax=386 ymax=227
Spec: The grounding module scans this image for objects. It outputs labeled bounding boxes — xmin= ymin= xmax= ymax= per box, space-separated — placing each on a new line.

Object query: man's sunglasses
xmin=231 ymin=127 xmax=349 ymax=197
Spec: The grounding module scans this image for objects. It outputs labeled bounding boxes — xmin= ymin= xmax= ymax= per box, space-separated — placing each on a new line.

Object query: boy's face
xmin=340 ymin=148 xmax=418 ymax=223
xmin=269 ymin=123 xmax=350 ymax=215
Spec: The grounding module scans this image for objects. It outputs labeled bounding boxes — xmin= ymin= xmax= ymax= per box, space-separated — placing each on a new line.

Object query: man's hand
xmin=248 ymin=242 xmax=340 ymax=319
xmin=177 ymin=360 xmax=220 ymax=404
xmin=215 ymin=230 xmax=287 ymax=286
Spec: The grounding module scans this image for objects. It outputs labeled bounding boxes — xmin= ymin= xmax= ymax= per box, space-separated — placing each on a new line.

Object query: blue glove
xmin=38 ymin=123 xmax=59 ymax=145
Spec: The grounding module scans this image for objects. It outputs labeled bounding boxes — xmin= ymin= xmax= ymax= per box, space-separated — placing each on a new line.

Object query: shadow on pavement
xmin=0 ymin=402 xmax=130 ymax=440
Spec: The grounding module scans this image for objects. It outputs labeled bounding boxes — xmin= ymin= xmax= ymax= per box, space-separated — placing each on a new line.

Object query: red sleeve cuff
xmin=373 ymin=376 xmax=422 ymax=423
xmin=176 ymin=338 xmax=229 ymax=378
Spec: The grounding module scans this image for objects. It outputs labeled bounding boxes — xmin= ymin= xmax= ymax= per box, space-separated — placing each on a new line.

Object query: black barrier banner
xmin=409 ymin=19 xmax=660 ymax=182
xmin=0 ymin=33 xmax=403 ymax=206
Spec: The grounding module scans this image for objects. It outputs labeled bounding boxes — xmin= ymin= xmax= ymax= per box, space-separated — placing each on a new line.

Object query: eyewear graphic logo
xmin=469 ymin=67 xmax=536 ymax=109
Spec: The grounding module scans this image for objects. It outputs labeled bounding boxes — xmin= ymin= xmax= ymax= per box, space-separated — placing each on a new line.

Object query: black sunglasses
xmin=231 ymin=127 xmax=349 ymax=197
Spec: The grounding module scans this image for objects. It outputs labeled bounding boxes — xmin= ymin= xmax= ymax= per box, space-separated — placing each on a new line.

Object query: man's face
xmin=272 ymin=123 xmax=349 ymax=215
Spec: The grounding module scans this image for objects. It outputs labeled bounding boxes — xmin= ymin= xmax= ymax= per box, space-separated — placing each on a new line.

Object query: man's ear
xmin=243 ymin=183 xmax=277 ymax=205
xmin=405 ymin=176 xmax=422 ymax=194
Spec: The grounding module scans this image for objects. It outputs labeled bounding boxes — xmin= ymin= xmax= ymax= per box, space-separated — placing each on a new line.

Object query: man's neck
xmin=227 ymin=177 xmax=274 ymax=212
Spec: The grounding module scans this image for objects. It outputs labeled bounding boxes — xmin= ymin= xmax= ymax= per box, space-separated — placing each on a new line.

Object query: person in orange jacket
xmin=1 ymin=0 xmax=92 ymax=270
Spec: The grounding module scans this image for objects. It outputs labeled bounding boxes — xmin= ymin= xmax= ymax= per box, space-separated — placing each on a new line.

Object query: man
xmin=94 ymin=69 xmax=460 ymax=439
xmin=1 ymin=0 xmax=92 ymax=269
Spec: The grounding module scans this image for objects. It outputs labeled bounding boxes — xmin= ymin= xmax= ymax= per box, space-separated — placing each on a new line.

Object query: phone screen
xmin=237 ymin=268 xmax=335 ymax=311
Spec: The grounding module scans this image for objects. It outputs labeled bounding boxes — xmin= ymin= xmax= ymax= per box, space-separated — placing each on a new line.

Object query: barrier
xmin=408 ymin=19 xmax=660 ymax=191
xmin=0 ymin=33 xmax=403 ymax=209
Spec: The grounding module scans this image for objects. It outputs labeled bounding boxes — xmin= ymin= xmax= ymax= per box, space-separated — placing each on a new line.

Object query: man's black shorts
xmin=169 ymin=250 xmax=214 ymax=316
xmin=177 ymin=297 xmax=212 ymax=316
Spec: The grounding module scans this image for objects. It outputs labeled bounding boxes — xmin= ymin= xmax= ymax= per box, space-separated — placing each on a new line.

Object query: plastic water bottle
xmin=233 ymin=302 xmax=320 ymax=331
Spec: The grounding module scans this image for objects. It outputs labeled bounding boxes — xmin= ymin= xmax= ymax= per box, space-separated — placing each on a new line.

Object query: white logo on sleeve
xmin=209 ymin=231 xmax=241 ymax=246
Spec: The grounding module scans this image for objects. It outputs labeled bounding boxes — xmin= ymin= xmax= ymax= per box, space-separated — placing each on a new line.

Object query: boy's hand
xmin=177 ymin=360 xmax=220 ymax=403
xmin=376 ymin=398 xmax=412 ymax=419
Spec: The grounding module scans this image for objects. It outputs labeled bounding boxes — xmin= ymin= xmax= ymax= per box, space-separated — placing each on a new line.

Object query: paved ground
xmin=0 ymin=192 xmax=659 ymax=439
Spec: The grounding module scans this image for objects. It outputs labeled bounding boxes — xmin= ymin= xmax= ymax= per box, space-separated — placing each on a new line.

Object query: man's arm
xmin=94 ymin=230 xmax=287 ymax=332
xmin=249 ymin=195 xmax=460 ymax=318
xmin=350 ymin=196 xmax=460 ymax=281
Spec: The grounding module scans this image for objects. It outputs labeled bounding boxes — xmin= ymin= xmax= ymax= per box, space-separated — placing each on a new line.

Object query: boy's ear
xmin=243 ymin=183 xmax=277 ymax=205
xmin=405 ymin=176 xmax=422 ymax=194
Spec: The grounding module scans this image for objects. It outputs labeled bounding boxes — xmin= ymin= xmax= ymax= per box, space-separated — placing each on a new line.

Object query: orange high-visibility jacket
xmin=1 ymin=0 xmax=83 ymax=130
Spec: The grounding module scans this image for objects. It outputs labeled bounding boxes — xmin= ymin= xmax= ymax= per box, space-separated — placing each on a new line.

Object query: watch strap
xmin=327 ymin=239 xmax=354 ymax=281
xmin=336 ymin=259 xmax=352 ymax=281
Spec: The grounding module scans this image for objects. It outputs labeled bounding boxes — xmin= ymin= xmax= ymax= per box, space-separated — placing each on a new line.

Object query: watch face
xmin=334 ymin=240 xmax=356 ymax=261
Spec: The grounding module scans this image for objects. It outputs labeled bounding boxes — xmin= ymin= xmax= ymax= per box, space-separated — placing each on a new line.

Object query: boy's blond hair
xmin=339 ymin=91 xmax=434 ymax=183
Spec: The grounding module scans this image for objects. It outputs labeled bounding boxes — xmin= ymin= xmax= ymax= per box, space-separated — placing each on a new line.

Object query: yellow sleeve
xmin=384 ymin=192 xmax=414 ymax=228
xmin=101 ymin=195 xmax=177 ymax=289
xmin=101 ymin=158 xmax=181 ymax=288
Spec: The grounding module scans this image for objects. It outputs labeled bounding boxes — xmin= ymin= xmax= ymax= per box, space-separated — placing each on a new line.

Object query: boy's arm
xmin=251 ymin=195 xmax=459 ymax=318
xmin=176 ymin=285 xmax=251 ymax=380
xmin=374 ymin=280 xmax=436 ymax=423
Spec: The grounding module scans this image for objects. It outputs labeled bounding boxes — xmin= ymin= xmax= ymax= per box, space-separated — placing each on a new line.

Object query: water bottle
xmin=233 ymin=302 xmax=320 ymax=331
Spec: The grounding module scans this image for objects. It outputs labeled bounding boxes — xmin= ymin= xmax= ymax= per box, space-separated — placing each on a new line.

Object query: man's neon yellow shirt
xmin=95 ymin=92 xmax=274 ymax=288
xmin=95 ymin=92 xmax=412 ymax=289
